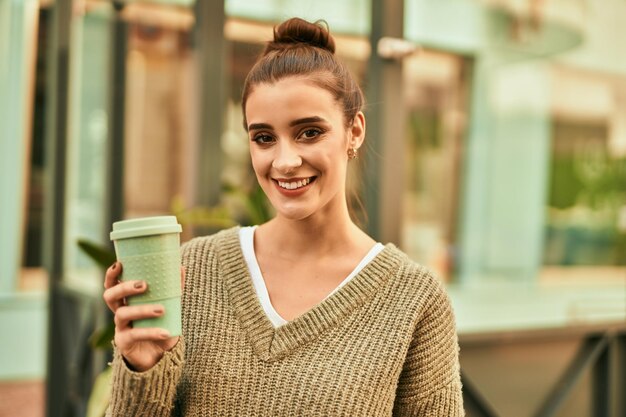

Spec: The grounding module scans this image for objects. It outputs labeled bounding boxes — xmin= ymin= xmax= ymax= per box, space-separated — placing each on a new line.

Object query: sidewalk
xmin=0 ymin=380 xmax=44 ymax=417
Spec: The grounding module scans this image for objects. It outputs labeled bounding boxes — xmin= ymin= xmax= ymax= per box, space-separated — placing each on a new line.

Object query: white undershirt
xmin=239 ymin=226 xmax=384 ymax=328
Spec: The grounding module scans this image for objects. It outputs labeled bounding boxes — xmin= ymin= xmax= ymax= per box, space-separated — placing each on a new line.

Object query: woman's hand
xmin=103 ymin=262 xmax=184 ymax=372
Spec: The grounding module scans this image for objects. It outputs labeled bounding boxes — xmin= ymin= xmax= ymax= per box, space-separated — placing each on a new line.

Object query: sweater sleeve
xmin=105 ymin=337 xmax=185 ymax=417
xmin=393 ymin=279 xmax=464 ymax=416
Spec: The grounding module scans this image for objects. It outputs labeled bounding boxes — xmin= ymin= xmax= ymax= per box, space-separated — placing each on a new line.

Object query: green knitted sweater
xmin=107 ymin=227 xmax=464 ymax=416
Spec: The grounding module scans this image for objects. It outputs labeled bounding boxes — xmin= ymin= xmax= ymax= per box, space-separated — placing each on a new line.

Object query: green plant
xmin=170 ymin=182 xmax=273 ymax=230
xmin=74 ymin=239 xmax=115 ymax=417
xmin=78 ymin=239 xmax=117 ymax=349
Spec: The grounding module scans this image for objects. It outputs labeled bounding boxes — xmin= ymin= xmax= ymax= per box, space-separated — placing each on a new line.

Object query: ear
xmin=347 ymin=111 xmax=366 ymax=150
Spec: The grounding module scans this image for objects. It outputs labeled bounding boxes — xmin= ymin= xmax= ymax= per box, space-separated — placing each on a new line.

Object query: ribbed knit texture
xmin=107 ymin=227 xmax=464 ymax=416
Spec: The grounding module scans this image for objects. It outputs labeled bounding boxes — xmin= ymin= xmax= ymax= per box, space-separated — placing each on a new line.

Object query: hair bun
xmin=267 ymin=17 xmax=336 ymax=54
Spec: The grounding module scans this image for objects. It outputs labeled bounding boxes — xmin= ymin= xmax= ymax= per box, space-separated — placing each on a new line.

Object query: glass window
xmin=543 ymin=66 xmax=626 ymax=280
xmin=401 ymin=50 xmax=469 ymax=282
xmin=62 ymin=3 xmax=113 ymax=290
xmin=21 ymin=6 xmax=49 ymax=292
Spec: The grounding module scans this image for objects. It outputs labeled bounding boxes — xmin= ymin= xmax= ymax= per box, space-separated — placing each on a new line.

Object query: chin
xmin=268 ymin=199 xmax=316 ymax=220
xmin=274 ymin=207 xmax=315 ymax=221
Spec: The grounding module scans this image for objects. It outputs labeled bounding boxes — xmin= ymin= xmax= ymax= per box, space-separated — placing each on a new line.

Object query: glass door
xmin=401 ymin=50 xmax=470 ymax=282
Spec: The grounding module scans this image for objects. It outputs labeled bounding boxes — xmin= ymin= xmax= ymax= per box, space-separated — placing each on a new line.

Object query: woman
xmin=104 ymin=17 xmax=464 ymax=416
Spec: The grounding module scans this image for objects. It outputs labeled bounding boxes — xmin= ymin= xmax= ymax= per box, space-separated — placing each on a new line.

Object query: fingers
xmin=104 ymin=262 xmax=122 ymax=289
xmin=114 ymin=305 xmax=170 ymax=348
xmin=113 ymin=304 xmax=165 ymax=329
xmin=103 ymin=278 xmax=147 ymax=313
xmin=104 ymin=262 xmax=184 ymax=314
xmin=115 ymin=326 xmax=171 ymax=349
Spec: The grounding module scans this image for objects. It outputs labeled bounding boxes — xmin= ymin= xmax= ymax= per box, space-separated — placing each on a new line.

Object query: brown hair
xmin=241 ymin=17 xmax=364 ymax=129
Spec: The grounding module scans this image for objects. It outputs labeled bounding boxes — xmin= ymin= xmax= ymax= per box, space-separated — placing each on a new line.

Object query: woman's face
xmin=245 ymin=76 xmax=364 ymax=222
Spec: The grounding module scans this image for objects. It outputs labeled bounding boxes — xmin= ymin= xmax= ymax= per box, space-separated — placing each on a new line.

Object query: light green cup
xmin=110 ymin=216 xmax=183 ymax=336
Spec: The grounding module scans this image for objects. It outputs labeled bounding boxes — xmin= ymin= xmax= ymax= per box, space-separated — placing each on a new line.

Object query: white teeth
xmin=278 ymin=177 xmax=311 ymax=190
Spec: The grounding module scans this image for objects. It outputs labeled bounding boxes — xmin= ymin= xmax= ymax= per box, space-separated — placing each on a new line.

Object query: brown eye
xmin=252 ymin=134 xmax=274 ymax=144
xmin=300 ymin=128 xmax=322 ymax=140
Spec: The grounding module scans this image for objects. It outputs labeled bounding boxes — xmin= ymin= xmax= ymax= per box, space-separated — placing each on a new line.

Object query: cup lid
xmin=110 ymin=216 xmax=182 ymax=240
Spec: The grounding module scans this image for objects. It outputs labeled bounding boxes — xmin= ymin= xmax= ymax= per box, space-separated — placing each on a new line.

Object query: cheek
xmin=249 ymin=150 xmax=266 ymax=173
xmin=250 ymin=152 xmax=274 ymax=189
xmin=322 ymin=153 xmax=346 ymax=174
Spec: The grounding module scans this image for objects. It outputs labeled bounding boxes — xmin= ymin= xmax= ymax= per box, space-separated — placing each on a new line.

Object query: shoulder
xmin=385 ymin=245 xmax=447 ymax=296
xmin=383 ymin=244 xmax=454 ymax=320
xmin=181 ymin=226 xmax=241 ymax=252
xmin=180 ymin=226 xmax=241 ymax=266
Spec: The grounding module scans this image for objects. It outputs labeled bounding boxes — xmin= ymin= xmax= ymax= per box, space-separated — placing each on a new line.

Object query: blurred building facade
xmin=1 ymin=0 xmax=625 ymax=416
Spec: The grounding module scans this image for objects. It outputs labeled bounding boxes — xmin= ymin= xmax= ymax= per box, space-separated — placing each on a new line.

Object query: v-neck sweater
xmin=239 ymin=225 xmax=385 ymax=327
xmin=107 ymin=227 xmax=464 ymax=417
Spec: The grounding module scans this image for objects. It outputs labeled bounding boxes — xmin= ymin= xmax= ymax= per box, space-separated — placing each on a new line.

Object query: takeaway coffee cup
xmin=110 ymin=216 xmax=183 ymax=336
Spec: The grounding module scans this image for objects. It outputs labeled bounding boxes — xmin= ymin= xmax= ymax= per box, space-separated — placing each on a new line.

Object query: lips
xmin=274 ymin=176 xmax=316 ymax=191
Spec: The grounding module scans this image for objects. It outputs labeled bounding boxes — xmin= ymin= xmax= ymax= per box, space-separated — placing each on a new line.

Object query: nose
xmin=272 ymin=141 xmax=302 ymax=173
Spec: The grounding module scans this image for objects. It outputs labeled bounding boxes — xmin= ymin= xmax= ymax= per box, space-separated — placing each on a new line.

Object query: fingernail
xmin=160 ymin=330 xmax=170 ymax=339
xmin=153 ymin=307 xmax=163 ymax=314
xmin=134 ymin=281 xmax=144 ymax=289
xmin=111 ymin=262 xmax=117 ymax=270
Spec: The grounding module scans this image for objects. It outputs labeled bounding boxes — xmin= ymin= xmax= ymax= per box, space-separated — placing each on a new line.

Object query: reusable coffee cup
xmin=110 ymin=216 xmax=183 ymax=336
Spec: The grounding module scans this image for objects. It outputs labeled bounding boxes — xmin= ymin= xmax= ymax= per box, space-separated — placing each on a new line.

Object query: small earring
xmin=347 ymin=147 xmax=358 ymax=160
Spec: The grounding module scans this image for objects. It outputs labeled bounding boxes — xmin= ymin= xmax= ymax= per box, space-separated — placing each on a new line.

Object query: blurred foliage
xmin=171 ymin=182 xmax=273 ymax=232
xmin=548 ymin=156 xmax=584 ymax=209
xmin=76 ymin=239 xmax=116 ymax=350
xmin=546 ymin=154 xmax=626 ymax=266
xmin=230 ymin=182 xmax=274 ymax=226
xmin=76 ymin=239 xmax=115 ymax=417
xmin=85 ymin=367 xmax=111 ymax=417
xmin=549 ymin=156 xmax=626 ymax=210
xmin=77 ymin=239 xmax=116 ymax=269
xmin=407 ymin=109 xmax=442 ymax=149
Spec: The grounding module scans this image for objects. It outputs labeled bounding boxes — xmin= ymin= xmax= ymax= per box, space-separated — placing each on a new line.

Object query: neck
xmin=257 ymin=204 xmax=372 ymax=258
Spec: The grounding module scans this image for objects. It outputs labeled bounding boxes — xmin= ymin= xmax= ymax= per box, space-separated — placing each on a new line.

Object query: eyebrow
xmin=289 ymin=116 xmax=328 ymax=127
xmin=247 ymin=116 xmax=329 ymax=132
xmin=247 ymin=122 xmax=273 ymax=132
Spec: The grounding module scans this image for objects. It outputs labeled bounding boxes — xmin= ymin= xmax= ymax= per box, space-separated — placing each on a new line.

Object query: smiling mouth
xmin=275 ymin=177 xmax=315 ymax=190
